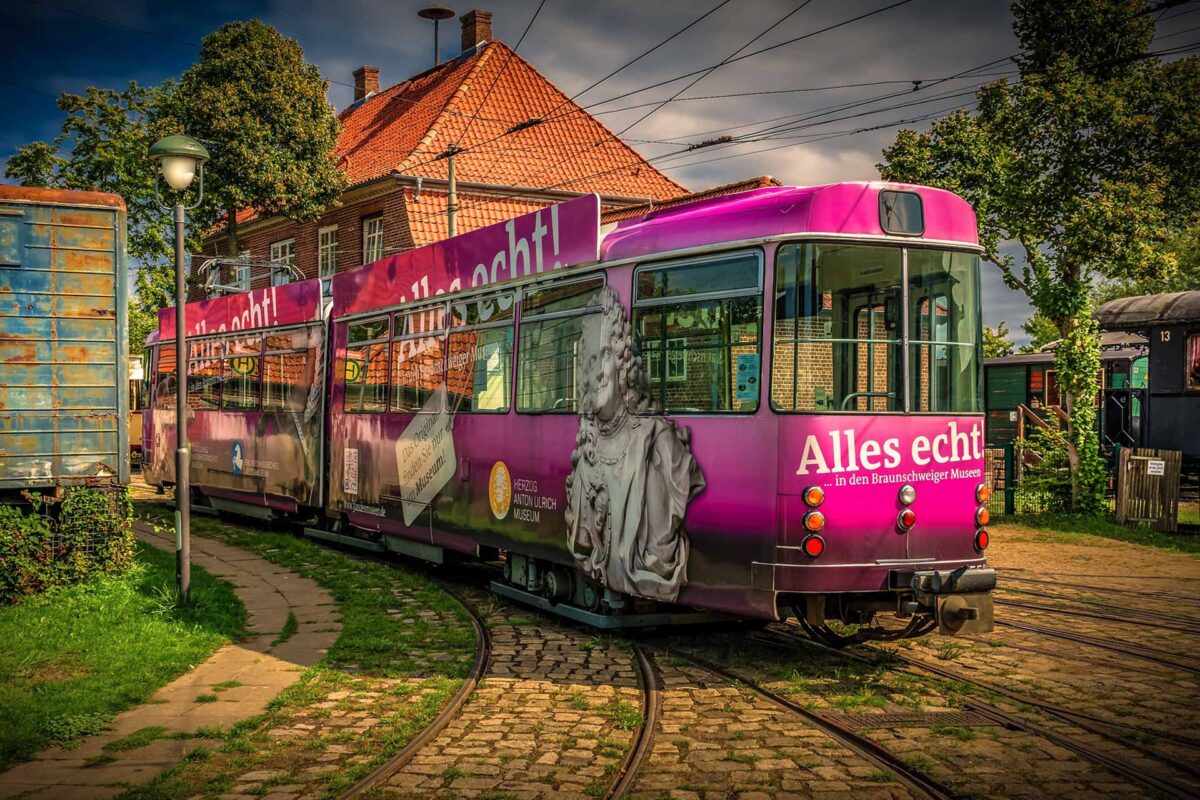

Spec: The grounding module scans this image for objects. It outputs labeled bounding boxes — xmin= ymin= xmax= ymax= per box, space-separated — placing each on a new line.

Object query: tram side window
xmin=154 ymin=345 xmax=176 ymax=410
xmin=448 ymin=292 xmax=514 ymax=413
xmin=518 ymin=276 xmax=604 ymax=413
xmin=186 ymin=347 xmax=222 ymax=412
xmin=393 ymin=303 xmax=448 ymax=413
xmin=908 ymin=249 xmax=982 ymax=412
xmin=632 ymin=251 xmax=763 ymax=414
xmin=344 ymin=318 xmax=389 ymax=413
xmin=772 ymin=243 xmax=902 ymax=412
xmin=221 ymin=334 xmax=263 ymax=411
xmin=263 ymin=329 xmax=316 ymax=412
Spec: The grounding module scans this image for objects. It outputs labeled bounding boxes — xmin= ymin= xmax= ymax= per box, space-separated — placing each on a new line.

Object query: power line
xmin=552 ymin=0 xmax=917 ymax=121
xmin=614 ymin=0 xmax=815 ymax=137
xmin=451 ymin=0 xmax=548 ymax=151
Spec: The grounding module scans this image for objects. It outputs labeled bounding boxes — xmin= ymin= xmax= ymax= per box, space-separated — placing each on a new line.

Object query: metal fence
xmin=984 ymin=445 xmax=1119 ymax=517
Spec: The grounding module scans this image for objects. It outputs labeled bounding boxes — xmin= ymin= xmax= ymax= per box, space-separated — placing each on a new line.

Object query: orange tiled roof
xmin=400 ymin=187 xmax=553 ymax=248
xmin=337 ymin=42 xmax=686 ymax=199
xmin=600 ymin=176 xmax=782 ymax=224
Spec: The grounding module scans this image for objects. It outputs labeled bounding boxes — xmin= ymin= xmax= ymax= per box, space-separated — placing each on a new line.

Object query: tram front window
xmin=772 ymin=243 xmax=982 ymax=413
xmin=908 ymin=249 xmax=982 ymax=412
xmin=773 ymin=243 xmax=902 ymax=412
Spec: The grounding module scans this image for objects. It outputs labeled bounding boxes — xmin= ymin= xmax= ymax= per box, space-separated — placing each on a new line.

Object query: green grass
xmin=0 ymin=542 xmax=245 ymax=770
xmin=121 ymin=500 xmax=477 ymax=799
xmin=271 ymin=611 xmax=298 ymax=648
xmin=103 ymin=726 xmax=169 ymax=753
xmin=996 ymin=514 xmax=1200 ymax=554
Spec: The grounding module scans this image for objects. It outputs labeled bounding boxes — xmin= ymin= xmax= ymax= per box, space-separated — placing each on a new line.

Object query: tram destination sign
xmin=333 ymin=193 xmax=602 ymax=318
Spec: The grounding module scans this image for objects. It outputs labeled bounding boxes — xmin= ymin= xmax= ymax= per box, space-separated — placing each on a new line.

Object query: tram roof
xmin=598 ymin=181 xmax=979 ymax=263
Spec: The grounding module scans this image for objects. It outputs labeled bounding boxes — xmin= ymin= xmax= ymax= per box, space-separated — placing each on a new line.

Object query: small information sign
xmin=1147 ymin=459 xmax=1165 ymax=476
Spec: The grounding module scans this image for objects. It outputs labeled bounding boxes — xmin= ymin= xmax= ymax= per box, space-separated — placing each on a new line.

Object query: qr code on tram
xmin=344 ymin=448 xmax=359 ymax=495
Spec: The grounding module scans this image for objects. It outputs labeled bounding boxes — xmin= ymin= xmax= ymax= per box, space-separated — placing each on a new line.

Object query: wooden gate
xmin=1116 ymin=448 xmax=1183 ymax=532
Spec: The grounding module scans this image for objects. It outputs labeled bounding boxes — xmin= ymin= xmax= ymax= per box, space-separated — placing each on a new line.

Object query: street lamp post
xmin=148 ymin=134 xmax=210 ymax=603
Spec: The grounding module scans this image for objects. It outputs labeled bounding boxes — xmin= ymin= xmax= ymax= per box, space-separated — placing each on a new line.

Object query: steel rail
xmin=337 ymin=584 xmax=492 ymax=799
xmin=995 ymin=598 xmax=1200 ymax=633
xmin=997 ymin=573 xmax=1200 ymax=604
xmin=606 ymin=644 xmax=661 ymax=799
xmin=997 ymin=586 xmax=1200 ymax=627
xmin=995 ymin=619 xmax=1200 ymax=673
xmin=654 ymin=645 xmax=961 ymax=800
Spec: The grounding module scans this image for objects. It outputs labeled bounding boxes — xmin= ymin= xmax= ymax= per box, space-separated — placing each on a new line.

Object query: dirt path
xmin=0 ymin=522 xmax=341 ymax=800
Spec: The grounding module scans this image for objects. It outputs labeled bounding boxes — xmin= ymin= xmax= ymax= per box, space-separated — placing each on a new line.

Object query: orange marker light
xmin=803 ymin=486 xmax=825 ymax=507
xmin=976 ymin=507 xmax=990 ymax=527
xmin=976 ymin=483 xmax=991 ymax=504
xmin=897 ymin=508 xmax=917 ymax=530
xmin=803 ymin=511 xmax=826 ymax=532
xmin=801 ymin=534 xmax=825 ymax=558
xmin=975 ymin=529 xmax=990 ymax=552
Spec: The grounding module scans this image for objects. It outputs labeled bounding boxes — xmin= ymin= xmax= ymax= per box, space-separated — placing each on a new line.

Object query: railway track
xmin=653 ymin=643 xmax=961 ymax=800
xmin=994 ymin=618 xmax=1200 ymax=673
xmin=998 ymin=586 xmax=1200 ymax=627
xmin=606 ymin=645 xmax=661 ymax=799
xmin=996 ymin=597 xmax=1200 ymax=633
xmin=337 ymin=584 xmax=492 ymax=799
xmin=762 ymin=625 xmax=1200 ymax=798
xmin=998 ymin=572 xmax=1200 ymax=604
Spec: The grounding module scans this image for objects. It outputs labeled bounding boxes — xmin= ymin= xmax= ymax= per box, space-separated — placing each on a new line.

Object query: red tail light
xmin=801 ymin=534 xmax=825 ymax=558
xmin=897 ymin=508 xmax=916 ymax=530
xmin=975 ymin=529 xmax=989 ymax=552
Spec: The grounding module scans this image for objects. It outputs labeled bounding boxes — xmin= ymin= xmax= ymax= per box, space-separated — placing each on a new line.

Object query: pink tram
xmin=144 ymin=183 xmax=995 ymax=637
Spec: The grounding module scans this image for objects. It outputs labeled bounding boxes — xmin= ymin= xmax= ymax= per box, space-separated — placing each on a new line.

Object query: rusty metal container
xmin=0 ymin=186 xmax=129 ymax=495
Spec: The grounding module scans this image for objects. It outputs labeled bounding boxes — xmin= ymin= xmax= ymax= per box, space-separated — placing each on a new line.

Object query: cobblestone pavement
xmin=0 ymin=522 xmax=340 ymax=800
xmin=379 ymin=608 xmax=642 ymax=800
xmin=629 ymin=656 xmax=916 ymax=800
xmin=84 ymin=492 xmax=1198 ymax=800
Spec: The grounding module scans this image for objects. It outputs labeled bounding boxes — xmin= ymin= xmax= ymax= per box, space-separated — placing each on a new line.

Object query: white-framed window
xmin=270 ymin=238 xmax=296 ymax=286
xmin=644 ymin=336 xmax=688 ymax=383
xmin=235 ymin=251 xmax=251 ymax=293
xmin=363 ymin=215 xmax=384 ymax=264
xmin=318 ymin=225 xmax=338 ymax=295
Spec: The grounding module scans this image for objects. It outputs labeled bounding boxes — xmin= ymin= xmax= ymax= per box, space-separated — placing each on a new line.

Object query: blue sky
xmin=5 ymin=0 xmax=1190 ymax=342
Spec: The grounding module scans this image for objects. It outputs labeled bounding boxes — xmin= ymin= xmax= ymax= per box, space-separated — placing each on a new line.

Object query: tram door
xmin=834 ymin=289 xmax=901 ymax=412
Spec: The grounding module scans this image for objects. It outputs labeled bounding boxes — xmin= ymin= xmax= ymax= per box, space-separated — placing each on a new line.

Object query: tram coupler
xmin=892 ymin=567 xmax=996 ymax=635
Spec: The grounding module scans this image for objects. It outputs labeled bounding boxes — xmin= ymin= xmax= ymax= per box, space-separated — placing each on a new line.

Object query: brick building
xmin=196 ymin=9 xmax=689 ymax=298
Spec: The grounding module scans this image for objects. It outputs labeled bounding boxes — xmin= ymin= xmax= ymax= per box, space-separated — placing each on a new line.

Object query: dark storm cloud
xmin=22 ymin=0 xmax=1181 ymax=334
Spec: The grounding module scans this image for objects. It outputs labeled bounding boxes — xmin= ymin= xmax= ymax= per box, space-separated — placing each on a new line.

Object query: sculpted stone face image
xmin=565 ymin=288 xmax=706 ymax=603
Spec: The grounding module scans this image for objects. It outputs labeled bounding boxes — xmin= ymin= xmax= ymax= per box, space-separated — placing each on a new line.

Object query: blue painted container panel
xmin=0 ymin=197 xmax=128 ymax=490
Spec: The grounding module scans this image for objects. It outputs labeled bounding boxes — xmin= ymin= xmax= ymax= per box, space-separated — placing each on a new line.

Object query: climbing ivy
xmin=0 ymin=487 xmax=134 ymax=603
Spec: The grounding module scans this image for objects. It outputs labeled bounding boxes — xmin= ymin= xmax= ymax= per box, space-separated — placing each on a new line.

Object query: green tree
xmin=1017 ymin=312 xmax=1060 ymax=354
xmin=878 ymin=0 xmax=1200 ymax=513
xmin=5 ymin=82 xmax=188 ymax=352
xmin=983 ymin=320 xmax=1015 ymax=358
xmin=1096 ymin=223 xmax=1200 ymax=302
xmin=177 ymin=20 xmax=345 ymax=256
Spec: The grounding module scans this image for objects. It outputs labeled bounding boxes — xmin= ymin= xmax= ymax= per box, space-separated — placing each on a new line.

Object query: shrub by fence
xmin=0 ymin=488 xmax=134 ymax=603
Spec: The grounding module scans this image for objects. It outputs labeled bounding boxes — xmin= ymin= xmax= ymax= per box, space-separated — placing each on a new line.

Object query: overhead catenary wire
xmin=450 ymin=0 xmax=548 ymax=152
xmin=613 ymin=0 xmax=815 ymax=137
xmin=401 ymin=36 xmax=1200 ymax=228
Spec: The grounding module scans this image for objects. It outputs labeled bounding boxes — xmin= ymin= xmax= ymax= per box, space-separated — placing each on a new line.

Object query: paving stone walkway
xmin=0 ymin=522 xmax=341 ymax=800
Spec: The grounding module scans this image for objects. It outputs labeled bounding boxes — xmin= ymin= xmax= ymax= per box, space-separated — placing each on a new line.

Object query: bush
xmin=0 ymin=488 xmax=134 ymax=604
xmin=1019 ymin=424 xmax=1074 ymax=514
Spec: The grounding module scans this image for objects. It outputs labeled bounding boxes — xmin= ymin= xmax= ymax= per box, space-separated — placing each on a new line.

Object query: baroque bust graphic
xmin=565 ymin=288 xmax=705 ymax=603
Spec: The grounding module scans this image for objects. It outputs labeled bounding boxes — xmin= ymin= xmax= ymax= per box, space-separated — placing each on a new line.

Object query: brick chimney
xmin=460 ymin=10 xmax=493 ymax=53
xmin=353 ymin=66 xmax=380 ymax=101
